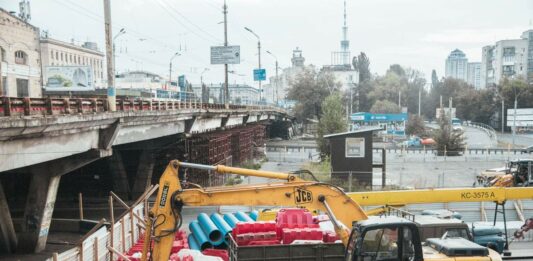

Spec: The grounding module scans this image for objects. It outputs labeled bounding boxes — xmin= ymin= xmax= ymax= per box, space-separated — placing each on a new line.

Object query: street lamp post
xmin=266 ymin=50 xmax=278 ymax=105
xmin=169 ymin=52 xmax=180 ymax=89
xmin=200 ymin=68 xmax=210 ymax=85
xmin=244 ymin=27 xmax=262 ymax=102
xmin=112 ymin=28 xmax=125 ymax=80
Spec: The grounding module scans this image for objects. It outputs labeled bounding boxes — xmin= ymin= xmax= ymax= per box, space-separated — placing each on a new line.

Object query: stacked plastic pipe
xmin=188 ymin=210 xmax=258 ymax=250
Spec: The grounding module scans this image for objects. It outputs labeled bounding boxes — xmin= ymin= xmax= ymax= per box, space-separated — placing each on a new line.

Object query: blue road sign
xmin=253 ymin=69 xmax=266 ymax=81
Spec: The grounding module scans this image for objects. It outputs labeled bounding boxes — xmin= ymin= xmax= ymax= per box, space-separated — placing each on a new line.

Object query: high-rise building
xmin=480 ymin=36 xmax=529 ymax=88
xmin=522 ymin=30 xmax=533 ymax=85
xmin=467 ymin=62 xmax=481 ymax=89
xmin=445 ymin=49 xmax=468 ymax=81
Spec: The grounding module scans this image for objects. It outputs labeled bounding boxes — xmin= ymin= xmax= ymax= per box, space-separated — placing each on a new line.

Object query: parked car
xmin=521 ymin=144 xmax=533 ymax=154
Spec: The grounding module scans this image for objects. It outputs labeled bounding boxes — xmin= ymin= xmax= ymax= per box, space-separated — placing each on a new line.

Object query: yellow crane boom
xmin=348 ymin=187 xmax=533 ymax=206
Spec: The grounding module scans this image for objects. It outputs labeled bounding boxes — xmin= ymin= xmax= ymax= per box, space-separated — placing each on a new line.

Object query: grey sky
xmin=1 ymin=0 xmax=532 ymax=86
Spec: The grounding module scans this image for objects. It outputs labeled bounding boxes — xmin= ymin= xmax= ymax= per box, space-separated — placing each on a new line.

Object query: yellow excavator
xmin=141 ymin=160 xmax=502 ymax=261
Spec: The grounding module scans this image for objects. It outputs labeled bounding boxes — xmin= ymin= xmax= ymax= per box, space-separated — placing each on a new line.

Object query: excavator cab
xmin=345 ymin=217 xmax=423 ymax=261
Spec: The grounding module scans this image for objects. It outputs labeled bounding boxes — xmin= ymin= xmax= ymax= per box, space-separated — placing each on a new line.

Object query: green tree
xmin=370 ymin=100 xmax=401 ymax=113
xmin=498 ymin=77 xmax=533 ymax=108
xmin=287 ymin=67 xmax=339 ymax=121
xmin=432 ymin=115 xmax=466 ymax=156
xmin=352 ymin=52 xmax=373 ymax=112
xmin=316 ymin=92 xmax=347 ymax=158
xmin=405 ymin=114 xmax=426 ymax=136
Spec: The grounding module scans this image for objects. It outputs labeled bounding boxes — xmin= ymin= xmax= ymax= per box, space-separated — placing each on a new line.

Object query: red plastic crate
xmin=232 ymin=221 xmax=276 ymax=238
xmin=276 ymin=209 xmax=314 ymax=227
xmin=323 ymin=231 xmax=339 ymax=243
xmin=282 ymin=227 xmax=324 ymax=245
xmin=236 ymin=231 xmax=277 ymax=246
xmin=203 ymin=249 xmax=229 ymax=261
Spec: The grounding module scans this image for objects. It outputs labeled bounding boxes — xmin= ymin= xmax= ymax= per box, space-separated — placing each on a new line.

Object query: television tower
xmin=340 ymin=0 xmax=349 ymax=65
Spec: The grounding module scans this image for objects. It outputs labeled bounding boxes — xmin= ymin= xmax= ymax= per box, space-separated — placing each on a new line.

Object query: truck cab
xmin=345 ymin=216 xmax=502 ymax=261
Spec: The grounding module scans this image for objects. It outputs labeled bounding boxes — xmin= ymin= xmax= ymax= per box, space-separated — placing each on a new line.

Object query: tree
xmin=316 ymin=92 xmax=347 ymax=158
xmin=370 ymin=100 xmax=401 ymax=113
xmin=352 ymin=52 xmax=373 ymax=112
xmin=432 ymin=115 xmax=466 ymax=156
xmin=498 ymin=77 xmax=533 ymax=108
xmin=287 ymin=67 xmax=340 ymax=121
xmin=405 ymin=114 xmax=426 ymax=137
xmin=352 ymin=52 xmax=371 ymax=82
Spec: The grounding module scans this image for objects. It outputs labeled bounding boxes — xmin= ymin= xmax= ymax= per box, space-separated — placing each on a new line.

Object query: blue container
xmin=223 ymin=213 xmax=240 ymax=228
xmin=188 ymin=233 xmax=200 ymax=250
xmin=235 ymin=211 xmax=254 ymax=222
xmin=198 ymin=213 xmax=224 ymax=245
xmin=189 ymin=221 xmax=212 ymax=250
xmin=211 ymin=213 xmax=232 ymax=237
xmin=249 ymin=210 xmax=259 ymax=221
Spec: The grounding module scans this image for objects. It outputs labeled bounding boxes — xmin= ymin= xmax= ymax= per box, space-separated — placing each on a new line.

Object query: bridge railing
xmin=0 ymin=96 xmax=287 ymax=117
xmin=465 ymin=121 xmax=498 ymax=145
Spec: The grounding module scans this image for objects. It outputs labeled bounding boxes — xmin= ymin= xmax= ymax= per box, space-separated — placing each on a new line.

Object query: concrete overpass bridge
xmin=0 ymin=96 xmax=291 ymax=254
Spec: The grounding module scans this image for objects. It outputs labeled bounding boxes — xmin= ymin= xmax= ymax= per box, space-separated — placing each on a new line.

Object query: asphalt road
xmin=499 ymin=133 xmax=533 ymax=148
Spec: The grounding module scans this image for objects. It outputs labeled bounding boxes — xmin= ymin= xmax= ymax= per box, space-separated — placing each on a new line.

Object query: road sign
xmin=253 ymin=69 xmax=266 ymax=81
xmin=210 ymin=45 xmax=240 ymax=64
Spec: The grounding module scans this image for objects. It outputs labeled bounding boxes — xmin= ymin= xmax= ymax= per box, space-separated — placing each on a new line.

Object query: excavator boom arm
xmin=142 ymin=160 xmax=367 ymax=261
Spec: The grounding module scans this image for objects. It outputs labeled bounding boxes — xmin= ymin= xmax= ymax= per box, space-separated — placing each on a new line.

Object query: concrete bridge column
xmin=0 ymin=182 xmax=17 ymax=254
xmin=17 ymin=172 xmax=61 ymax=253
xmin=131 ymin=150 xmax=155 ymax=199
xmin=107 ymin=152 xmax=130 ymax=199
xmin=15 ymin=149 xmax=110 ymax=253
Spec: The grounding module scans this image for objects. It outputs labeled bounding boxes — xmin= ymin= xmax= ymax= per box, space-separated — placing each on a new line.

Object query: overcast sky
xmin=1 ymin=0 xmax=532 ymax=86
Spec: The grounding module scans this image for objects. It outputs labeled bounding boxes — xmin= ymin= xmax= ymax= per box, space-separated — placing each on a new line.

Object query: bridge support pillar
xmin=0 ymin=182 xmax=17 ymax=254
xmin=131 ymin=150 xmax=155 ymax=199
xmin=108 ymin=152 xmax=130 ymax=199
xmin=16 ymin=149 xmax=110 ymax=253
xmin=17 ymin=172 xmax=60 ymax=253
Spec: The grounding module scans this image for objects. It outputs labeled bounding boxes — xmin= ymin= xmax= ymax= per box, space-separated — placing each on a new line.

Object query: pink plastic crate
xmin=282 ymin=227 xmax=323 ymax=244
xmin=203 ymin=249 xmax=229 ymax=261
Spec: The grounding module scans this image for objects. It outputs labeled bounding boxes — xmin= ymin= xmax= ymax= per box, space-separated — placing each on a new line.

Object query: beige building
xmin=40 ymin=37 xmax=105 ymax=88
xmin=0 ymin=8 xmax=41 ymax=97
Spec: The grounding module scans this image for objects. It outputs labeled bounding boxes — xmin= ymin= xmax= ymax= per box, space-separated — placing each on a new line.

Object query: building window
xmin=55 ymin=51 xmax=58 ymax=60
xmin=70 ymin=54 xmax=73 ymax=63
xmin=61 ymin=52 xmax=64 ymax=61
xmin=50 ymin=50 xmax=54 ymax=60
xmin=1 ymin=47 xmax=5 ymax=62
xmin=15 ymin=50 xmax=27 ymax=65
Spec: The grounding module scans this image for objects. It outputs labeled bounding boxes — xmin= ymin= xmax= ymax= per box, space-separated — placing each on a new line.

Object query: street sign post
xmin=253 ymin=69 xmax=266 ymax=81
xmin=210 ymin=45 xmax=240 ymax=64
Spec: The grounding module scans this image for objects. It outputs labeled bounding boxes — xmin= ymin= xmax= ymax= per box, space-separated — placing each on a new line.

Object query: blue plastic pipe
xmin=211 ymin=213 xmax=232 ymax=237
xmin=188 ymin=233 xmax=200 ymax=250
xmin=198 ymin=213 xmax=224 ymax=245
xmin=189 ymin=221 xmax=212 ymax=250
xmin=249 ymin=210 xmax=259 ymax=221
xmin=223 ymin=213 xmax=240 ymax=228
xmin=235 ymin=211 xmax=254 ymax=222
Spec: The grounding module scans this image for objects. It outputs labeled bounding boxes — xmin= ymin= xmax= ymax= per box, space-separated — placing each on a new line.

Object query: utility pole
xmin=418 ymin=87 xmax=421 ymax=116
xmin=0 ymin=49 xmax=3 ymax=96
xmin=275 ymin=60 xmax=279 ymax=104
xmin=501 ymin=97 xmax=505 ymax=134
xmin=104 ymin=0 xmax=116 ymax=111
xmin=449 ymin=97 xmax=453 ymax=128
xmin=223 ymin=0 xmax=229 ymax=108
xmin=258 ymin=41 xmax=262 ymax=102
xmin=398 ymin=90 xmax=401 ymax=109
xmin=513 ymin=95 xmax=517 ymax=148
xmin=169 ymin=52 xmax=180 ymax=90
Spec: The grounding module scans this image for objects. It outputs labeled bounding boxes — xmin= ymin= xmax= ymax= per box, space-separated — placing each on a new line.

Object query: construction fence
xmin=47 ymin=187 xmax=158 ymax=261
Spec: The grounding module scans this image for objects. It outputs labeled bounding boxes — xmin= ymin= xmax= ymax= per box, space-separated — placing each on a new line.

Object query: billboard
xmin=210 ymin=45 xmax=240 ymax=64
xmin=507 ymin=108 xmax=533 ymax=127
xmin=44 ymin=66 xmax=94 ymax=91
